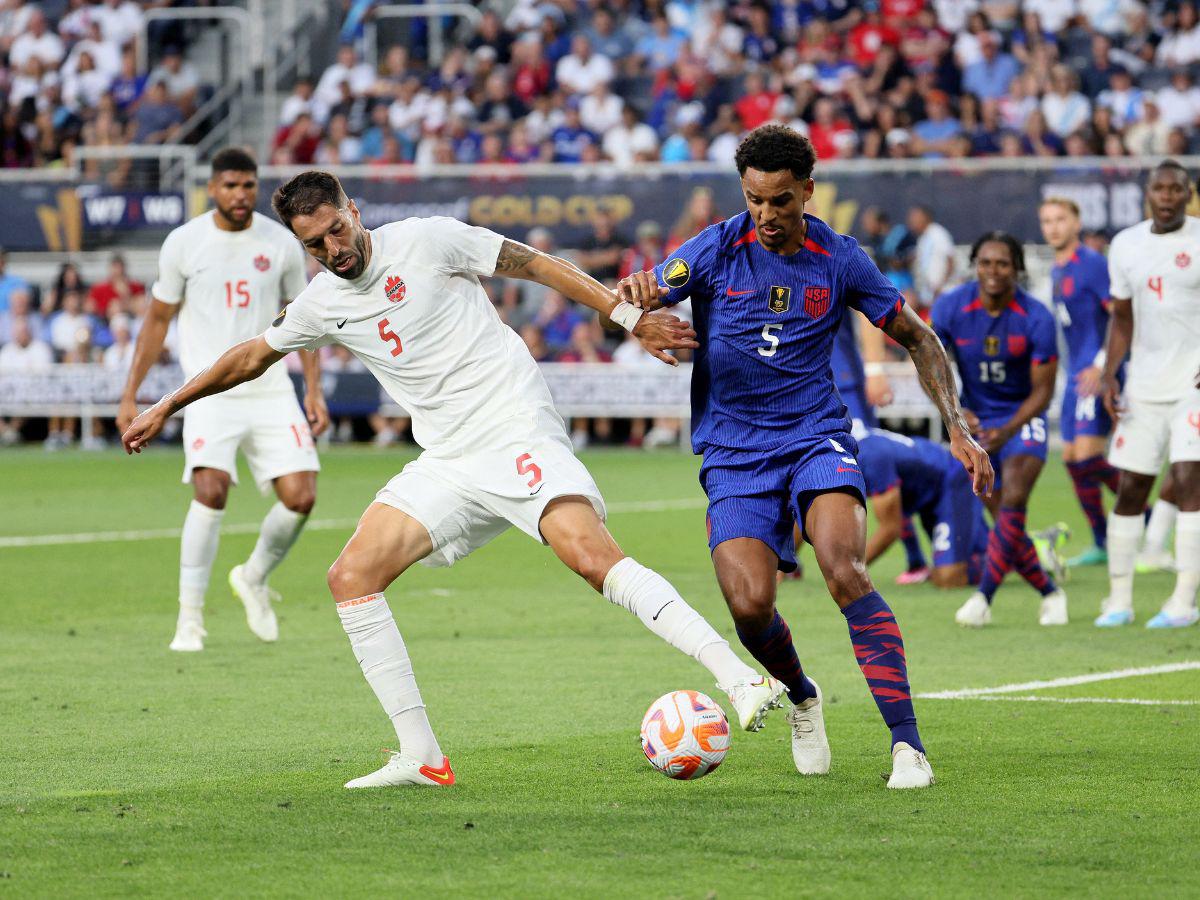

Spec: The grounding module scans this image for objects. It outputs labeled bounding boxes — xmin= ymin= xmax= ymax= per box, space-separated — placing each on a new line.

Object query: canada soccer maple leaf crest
xmin=254 ymin=254 xmax=270 ymax=272
xmin=385 ymin=274 xmax=407 ymax=303
xmin=1176 ymin=252 xmax=1191 ymax=269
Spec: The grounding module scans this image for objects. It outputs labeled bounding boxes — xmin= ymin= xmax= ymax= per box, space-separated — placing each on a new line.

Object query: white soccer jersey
xmin=264 ymin=217 xmax=556 ymax=456
xmin=1108 ymin=217 xmax=1200 ymax=403
xmin=153 ymin=210 xmax=308 ymax=398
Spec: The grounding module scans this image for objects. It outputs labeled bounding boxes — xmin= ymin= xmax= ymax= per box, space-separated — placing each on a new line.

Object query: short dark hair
xmin=734 ymin=124 xmax=817 ymax=182
xmin=211 ymin=146 xmax=257 ymax=176
xmin=271 ymin=171 xmax=349 ymax=230
xmin=970 ymin=230 xmax=1025 ymax=273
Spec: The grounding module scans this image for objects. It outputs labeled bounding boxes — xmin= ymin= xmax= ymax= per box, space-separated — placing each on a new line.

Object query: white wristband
xmin=1093 ymin=349 xmax=1106 ymax=369
xmin=864 ymin=362 xmax=886 ymax=377
xmin=608 ymin=300 xmax=644 ymax=333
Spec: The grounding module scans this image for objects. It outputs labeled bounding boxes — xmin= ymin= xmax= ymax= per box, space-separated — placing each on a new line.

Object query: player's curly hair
xmin=735 ymin=124 xmax=818 ymax=181
xmin=272 ymin=171 xmax=350 ymax=230
xmin=970 ymin=230 xmax=1026 ymax=273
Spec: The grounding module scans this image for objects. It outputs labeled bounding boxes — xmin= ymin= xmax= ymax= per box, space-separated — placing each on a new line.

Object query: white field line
xmin=0 ymin=497 xmax=707 ymax=549
xmin=917 ymin=661 xmax=1200 ymax=701
xmin=935 ymin=695 xmax=1199 ymax=707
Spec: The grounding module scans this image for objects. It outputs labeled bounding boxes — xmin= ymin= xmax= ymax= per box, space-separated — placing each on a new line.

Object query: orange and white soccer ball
xmin=640 ymin=690 xmax=731 ymax=780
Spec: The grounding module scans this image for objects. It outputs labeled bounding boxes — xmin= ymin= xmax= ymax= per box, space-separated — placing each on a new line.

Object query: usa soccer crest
xmin=984 ymin=335 xmax=1000 ymax=356
xmin=385 ymin=274 xmax=407 ymax=303
xmin=663 ymin=258 xmax=690 ymax=288
xmin=769 ymin=286 xmax=791 ymax=314
xmin=803 ymin=285 xmax=830 ymax=318
xmin=254 ymin=254 xmax=271 ymax=272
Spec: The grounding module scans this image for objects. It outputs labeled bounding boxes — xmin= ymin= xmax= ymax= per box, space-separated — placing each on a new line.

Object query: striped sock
xmin=1066 ymin=458 xmax=1108 ymax=549
xmin=967 ymin=552 xmax=984 ymax=585
xmin=900 ymin=515 xmax=927 ymax=570
xmin=842 ymin=591 xmax=922 ymax=752
xmin=978 ymin=522 xmax=1013 ymax=602
xmin=735 ymin=611 xmax=817 ymax=705
xmin=1003 ymin=507 xmax=1057 ymax=596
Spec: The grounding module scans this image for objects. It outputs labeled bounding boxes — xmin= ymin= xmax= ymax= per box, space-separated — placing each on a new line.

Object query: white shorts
xmin=374 ymin=422 xmax=606 ymax=568
xmin=182 ymin=392 xmax=320 ymax=494
xmin=1108 ymin=390 xmax=1200 ymax=476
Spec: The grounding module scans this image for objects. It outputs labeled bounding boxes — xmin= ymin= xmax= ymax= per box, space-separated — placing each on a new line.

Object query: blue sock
xmin=900 ymin=516 xmax=928 ymax=570
xmin=735 ymin=611 xmax=817 ymax=705
xmin=841 ymin=591 xmax=923 ymax=753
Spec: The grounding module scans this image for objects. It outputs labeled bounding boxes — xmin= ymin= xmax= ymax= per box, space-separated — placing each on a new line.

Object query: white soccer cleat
xmin=785 ymin=679 xmax=830 ymax=775
xmin=344 ymin=752 xmax=456 ymax=789
xmin=1135 ymin=550 xmax=1176 ymax=574
xmin=1094 ymin=599 xmax=1134 ymax=627
xmin=1038 ymin=588 xmax=1069 ymax=626
xmin=1146 ymin=602 xmax=1200 ymax=629
xmin=887 ymin=742 xmax=935 ymax=789
xmin=229 ymin=564 xmax=279 ymax=642
xmin=955 ymin=592 xmax=992 ymax=627
xmin=169 ymin=618 xmax=207 ymax=652
xmin=721 ymin=675 xmax=785 ymax=732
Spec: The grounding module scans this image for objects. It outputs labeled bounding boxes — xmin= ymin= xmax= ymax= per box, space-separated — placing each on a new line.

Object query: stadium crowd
xmin=275 ymin=0 xmax=1200 ymax=167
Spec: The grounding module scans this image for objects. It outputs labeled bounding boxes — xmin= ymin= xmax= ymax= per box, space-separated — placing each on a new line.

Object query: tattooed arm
xmin=492 ymin=238 xmax=697 ymax=366
xmin=883 ymin=305 xmax=995 ymax=496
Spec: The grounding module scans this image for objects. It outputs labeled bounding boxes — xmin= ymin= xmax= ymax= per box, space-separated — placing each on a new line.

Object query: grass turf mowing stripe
xmin=916 ymin=661 xmax=1200 ymax=699
xmin=0 ymin=497 xmax=707 ymax=548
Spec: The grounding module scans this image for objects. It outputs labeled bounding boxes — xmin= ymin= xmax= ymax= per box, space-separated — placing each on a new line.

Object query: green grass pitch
xmin=1 ymin=447 xmax=1197 ymax=898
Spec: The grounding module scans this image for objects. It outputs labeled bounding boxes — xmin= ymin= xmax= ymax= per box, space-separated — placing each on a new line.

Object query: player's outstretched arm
xmin=1101 ymin=297 xmax=1133 ymax=421
xmin=122 ymin=336 xmax=285 ymax=454
xmin=117 ymin=299 xmax=178 ymax=432
xmin=884 ymin=306 xmax=995 ymax=496
xmin=494 ymin=239 xmax=697 ymax=366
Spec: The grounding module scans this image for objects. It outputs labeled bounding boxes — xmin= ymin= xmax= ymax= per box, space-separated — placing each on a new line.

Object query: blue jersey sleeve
xmin=841 ymin=242 xmax=903 ymax=329
xmin=1030 ymin=304 xmax=1058 ymax=365
xmin=653 ymin=229 xmax=718 ymax=307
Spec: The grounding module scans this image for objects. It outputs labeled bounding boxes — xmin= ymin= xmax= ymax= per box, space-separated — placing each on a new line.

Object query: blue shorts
xmin=921 ymin=468 xmax=989 ymax=569
xmin=984 ymin=414 xmax=1048 ymax=489
xmin=700 ymin=435 xmax=866 ymax=573
xmin=1060 ymin=383 xmax=1112 ymax=443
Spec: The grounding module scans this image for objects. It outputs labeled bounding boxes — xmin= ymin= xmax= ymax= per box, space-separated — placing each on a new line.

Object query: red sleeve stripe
xmin=874 ymin=299 xmax=903 ymax=328
xmin=732 ymin=227 xmax=757 ymax=246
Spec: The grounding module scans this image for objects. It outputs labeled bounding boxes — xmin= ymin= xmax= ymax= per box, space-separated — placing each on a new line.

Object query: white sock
xmin=1143 ymin=500 xmax=1179 ymax=556
xmin=1107 ymin=513 xmax=1145 ymax=610
xmin=242 ymin=502 xmax=308 ymax=585
xmin=336 ymin=594 xmax=442 ymax=766
xmin=179 ymin=500 xmax=224 ymax=611
xmin=1167 ymin=512 xmax=1200 ymax=610
xmin=602 ymin=557 xmax=757 ymax=686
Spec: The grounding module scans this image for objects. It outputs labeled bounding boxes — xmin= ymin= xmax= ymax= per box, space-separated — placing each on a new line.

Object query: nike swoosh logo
xmin=955 ymin=338 xmax=972 ymax=345
xmin=529 ymin=484 xmax=544 ymax=496
xmin=652 ymin=600 xmax=674 ymax=621
xmin=336 ymin=319 xmax=348 ymax=328
xmin=418 ymin=758 xmax=456 ymax=785
xmin=726 ymin=288 xmax=755 ymax=297
xmin=837 ymin=466 xmax=860 ymax=473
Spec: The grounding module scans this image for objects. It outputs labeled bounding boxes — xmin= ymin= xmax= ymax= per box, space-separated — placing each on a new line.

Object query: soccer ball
xmin=640 ymin=690 xmax=730 ymax=780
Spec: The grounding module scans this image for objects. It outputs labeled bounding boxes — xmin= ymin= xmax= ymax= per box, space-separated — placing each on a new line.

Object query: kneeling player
xmin=857 ymin=426 xmax=988 ymax=587
xmin=932 ymin=232 xmax=1069 ymax=627
xmin=124 ymin=172 xmax=780 ymax=788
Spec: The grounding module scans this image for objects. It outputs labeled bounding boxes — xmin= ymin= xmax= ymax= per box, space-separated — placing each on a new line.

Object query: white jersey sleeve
xmin=152 ymin=229 xmax=186 ymax=305
xmin=1107 ymin=232 xmax=1133 ymax=300
xmin=281 ymin=238 xmax=308 ymax=301
xmin=419 ymin=217 xmax=504 ymax=278
xmin=263 ymin=287 xmax=328 ymax=353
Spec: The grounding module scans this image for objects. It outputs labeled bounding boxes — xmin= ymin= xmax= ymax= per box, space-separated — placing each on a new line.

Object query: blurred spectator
xmin=520 ymin=323 xmax=552 ymax=362
xmin=963 ymin=32 xmax=1020 ymax=100
xmin=908 ymin=205 xmax=957 ymax=311
xmin=619 ymin=221 xmax=665 ymax=281
xmin=666 ymin=188 xmax=721 ymax=257
xmin=48 ymin=289 xmax=93 ymax=354
xmin=88 ymin=254 xmax=144 ymax=318
xmin=281 ymin=78 xmax=319 ymax=127
xmin=734 ymin=71 xmax=780 ymax=131
xmin=148 ymin=46 xmax=200 ymax=115
xmin=556 ymin=35 xmax=614 ymax=96
xmin=912 ymin=90 xmax=963 ymax=157
xmin=859 ymin=207 xmax=916 ymax=292
xmin=576 ymin=210 xmax=628 ymax=284
xmin=1124 ymin=95 xmax=1172 ymax=154
xmin=1156 ymin=70 xmax=1200 ymax=130
xmin=10 ymin=9 xmax=64 ymax=69
xmin=0 ymin=249 xmax=31 ymax=313
xmin=557 ymin=318 xmax=613 ymax=450
xmin=95 ymin=0 xmax=144 ymax=49
xmin=110 ymin=46 xmax=147 ymax=112
xmin=131 ymin=81 xmax=183 ymax=144
xmin=0 ymin=316 xmax=53 ymax=372
xmin=532 ymin=291 xmax=584 ymax=353
xmin=102 ymin=313 xmax=133 ymax=371
xmin=315 ymin=45 xmax=374 ymax=111
xmin=602 ymin=105 xmax=658 ymax=167
xmin=0 ymin=288 xmax=40 ymax=344
xmin=550 ymin=101 xmax=598 ymax=162
xmin=636 ymin=14 xmax=687 ymax=72
xmin=580 ymin=81 xmax=624 ymax=136
xmin=1097 ymin=68 xmax=1144 ymax=127
xmin=1041 ymin=65 xmax=1091 ymax=137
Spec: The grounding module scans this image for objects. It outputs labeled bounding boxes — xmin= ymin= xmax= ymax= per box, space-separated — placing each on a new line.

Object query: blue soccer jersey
xmin=856 ymin=427 xmax=989 ymax=569
xmin=830 ymin=308 xmax=876 ymax=427
xmin=930 ymin=283 xmax=1058 ymax=422
xmin=654 ymin=212 xmax=903 ymax=454
xmin=1050 ymin=244 xmax=1109 ymax=377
